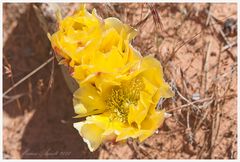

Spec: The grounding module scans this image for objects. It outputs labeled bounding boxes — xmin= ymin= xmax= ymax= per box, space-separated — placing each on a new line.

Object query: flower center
xmin=106 ymin=77 xmax=144 ymax=123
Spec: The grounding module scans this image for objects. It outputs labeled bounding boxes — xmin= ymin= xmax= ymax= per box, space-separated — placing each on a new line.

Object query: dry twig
xmin=3 ymin=56 xmax=54 ymax=96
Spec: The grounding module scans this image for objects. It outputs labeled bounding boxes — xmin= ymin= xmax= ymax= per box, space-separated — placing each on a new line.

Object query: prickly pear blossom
xmin=48 ymin=4 xmax=173 ymax=152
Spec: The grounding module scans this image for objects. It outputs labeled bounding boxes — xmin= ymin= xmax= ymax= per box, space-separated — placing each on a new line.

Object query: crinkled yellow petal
xmin=93 ymin=48 xmax=126 ymax=73
xmin=73 ymin=84 xmax=105 ymax=117
xmin=86 ymin=113 xmax=126 ymax=133
xmin=116 ymin=127 xmax=152 ymax=142
xmin=138 ymin=56 xmax=174 ymax=98
xmin=79 ymin=72 xmax=120 ymax=94
xmin=99 ymin=28 xmax=120 ymax=53
xmin=139 ymin=109 xmax=165 ymax=141
xmin=128 ymin=91 xmax=152 ymax=128
xmin=72 ymin=64 xmax=93 ymax=82
xmin=104 ymin=17 xmax=137 ymax=41
xmin=74 ymin=113 xmax=126 ymax=151
xmin=73 ymin=122 xmax=104 ymax=152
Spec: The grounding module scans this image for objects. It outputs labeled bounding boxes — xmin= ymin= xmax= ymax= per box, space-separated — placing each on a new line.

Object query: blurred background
xmin=2 ymin=3 xmax=237 ymax=159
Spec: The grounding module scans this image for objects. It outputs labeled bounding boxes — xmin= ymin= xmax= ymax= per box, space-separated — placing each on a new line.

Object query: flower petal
xmin=128 ymin=91 xmax=152 ymax=128
xmin=104 ymin=17 xmax=137 ymax=40
xmin=73 ymin=122 xmax=104 ymax=152
xmin=139 ymin=56 xmax=174 ymax=98
xmin=139 ymin=109 xmax=165 ymax=141
xmin=73 ymin=84 xmax=105 ymax=117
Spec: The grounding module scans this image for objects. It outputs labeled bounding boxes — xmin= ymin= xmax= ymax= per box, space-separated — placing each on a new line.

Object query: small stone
xmin=192 ymin=93 xmax=200 ymax=101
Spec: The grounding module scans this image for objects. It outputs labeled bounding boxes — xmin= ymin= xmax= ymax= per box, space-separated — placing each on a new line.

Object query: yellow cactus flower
xmin=49 ymin=4 xmax=174 ymax=152
xmin=73 ymin=56 xmax=173 ymax=151
xmin=48 ymin=4 xmax=138 ymax=69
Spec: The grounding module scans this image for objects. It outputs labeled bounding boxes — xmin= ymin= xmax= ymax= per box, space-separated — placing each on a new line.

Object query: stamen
xmin=106 ymin=77 xmax=144 ymax=123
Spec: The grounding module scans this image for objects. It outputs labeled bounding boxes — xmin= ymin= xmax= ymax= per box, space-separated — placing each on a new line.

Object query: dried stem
xmin=3 ymin=56 xmax=54 ymax=96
